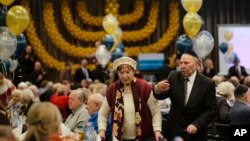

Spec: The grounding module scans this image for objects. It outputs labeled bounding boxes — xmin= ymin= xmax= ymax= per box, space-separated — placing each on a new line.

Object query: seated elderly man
xmin=86 ymin=93 xmax=111 ymax=139
xmin=64 ymin=89 xmax=90 ymax=131
xmin=229 ymin=84 xmax=250 ymax=125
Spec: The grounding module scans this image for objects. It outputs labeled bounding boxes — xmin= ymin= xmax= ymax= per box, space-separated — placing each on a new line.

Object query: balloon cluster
xmin=95 ymin=14 xmax=124 ymax=67
xmin=0 ymin=1 xmax=29 ymax=76
xmin=219 ymin=30 xmax=237 ymax=64
xmin=176 ymin=0 xmax=214 ymax=59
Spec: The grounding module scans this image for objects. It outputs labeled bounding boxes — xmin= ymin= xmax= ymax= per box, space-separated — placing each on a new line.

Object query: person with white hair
xmin=28 ymin=85 xmax=40 ymax=102
xmin=86 ymin=93 xmax=111 ymax=139
xmin=64 ymin=89 xmax=90 ymax=131
xmin=215 ymin=81 xmax=235 ymax=124
xmin=7 ymin=89 xmax=21 ymax=108
xmin=17 ymin=82 xmax=28 ymax=90
xmin=19 ymin=89 xmax=35 ymax=116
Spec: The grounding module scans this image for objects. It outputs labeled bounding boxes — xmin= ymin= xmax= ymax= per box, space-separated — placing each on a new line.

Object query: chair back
xmin=215 ymin=123 xmax=230 ymax=141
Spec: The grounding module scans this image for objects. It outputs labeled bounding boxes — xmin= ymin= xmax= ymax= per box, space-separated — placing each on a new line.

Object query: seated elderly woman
xmin=23 ymin=102 xmax=63 ymax=141
xmin=19 ymin=89 xmax=35 ymax=116
xmin=215 ymin=81 xmax=235 ymax=124
xmin=7 ymin=89 xmax=21 ymax=108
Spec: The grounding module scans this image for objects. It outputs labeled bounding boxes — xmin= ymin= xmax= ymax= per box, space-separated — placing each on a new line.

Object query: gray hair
xmin=216 ymin=81 xmax=235 ymax=98
xmin=71 ymin=89 xmax=88 ymax=103
xmin=89 ymin=93 xmax=104 ymax=106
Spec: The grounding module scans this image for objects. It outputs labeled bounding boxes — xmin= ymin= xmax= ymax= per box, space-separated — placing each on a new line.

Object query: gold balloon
xmin=183 ymin=13 xmax=202 ymax=37
xmin=0 ymin=0 xmax=15 ymax=6
xmin=6 ymin=6 xmax=30 ymax=35
xmin=181 ymin=0 xmax=203 ymax=13
xmin=102 ymin=14 xmax=118 ymax=34
xmin=224 ymin=31 xmax=233 ymax=41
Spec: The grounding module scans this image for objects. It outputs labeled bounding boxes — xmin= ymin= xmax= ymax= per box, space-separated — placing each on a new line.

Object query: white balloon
xmin=0 ymin=26 xmax=17 ymax=60
xmin=193 ymin=30 xmax=214 ymax=59
xmin=224 ymin=52 xmax=237 ymax=64
xmin=95 ymin=45 xmax=111 ymax=66
xmin=9 ymin=59 xmax=18 ymax=72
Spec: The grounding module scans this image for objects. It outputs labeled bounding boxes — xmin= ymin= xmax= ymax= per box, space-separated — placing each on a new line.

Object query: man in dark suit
xmin=74 ymin=58 xmax=92 ymax=84
xmin=229 ymin=84 xmax=250 ymax=125
xmin=228 ymin=58 xmax=248 ymax=83
xmin=153 ymin=51 xmax=217 ymax=141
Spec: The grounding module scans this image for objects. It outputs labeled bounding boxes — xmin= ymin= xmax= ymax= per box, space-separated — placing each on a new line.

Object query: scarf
xmin=112 ymin=84 xmax=142 ymax=141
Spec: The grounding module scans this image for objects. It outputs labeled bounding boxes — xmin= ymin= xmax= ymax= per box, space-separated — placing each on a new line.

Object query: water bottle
xmin=74 ymin=125 xmax=84 ymax=141
xmin=84 ymin=122 xmax=96 ymax=141
xmin=11 ymin=105 xmax=20 ymax=128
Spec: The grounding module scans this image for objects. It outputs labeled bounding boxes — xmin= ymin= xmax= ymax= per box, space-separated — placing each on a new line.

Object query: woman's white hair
xmin=216 ymin=81 xmax=235 ymax=97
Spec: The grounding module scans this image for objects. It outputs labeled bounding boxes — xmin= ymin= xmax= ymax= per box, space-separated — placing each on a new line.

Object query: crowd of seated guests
xmin=2 ymin=50 xmax=250 ymax=140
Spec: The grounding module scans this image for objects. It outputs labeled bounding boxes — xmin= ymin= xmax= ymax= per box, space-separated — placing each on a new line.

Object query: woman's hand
xmin=154 ymin=131 xmax=163 ymax=141
xmin=98 ymin=129 xmax=106 ymax=141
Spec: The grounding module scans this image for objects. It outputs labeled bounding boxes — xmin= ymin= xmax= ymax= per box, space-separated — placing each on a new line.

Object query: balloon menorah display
xmin=17 ymin=0 xmax=180 ymax=72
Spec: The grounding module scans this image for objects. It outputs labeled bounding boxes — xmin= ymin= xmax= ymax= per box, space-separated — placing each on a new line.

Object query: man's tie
xmin=184 ymin=77 xmax=189 ymax=105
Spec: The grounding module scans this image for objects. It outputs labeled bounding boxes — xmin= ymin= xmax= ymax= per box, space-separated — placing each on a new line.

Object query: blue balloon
xmin=103 ymin=34 xmax=114 ymax=50
xmin=111 ymin=47 xmax=123 ymax=61
xmin=219 ymin=42 xmax=228 ymax=54
xmin=224 ymin=52 xmax=237 ymax=64
xmin=0 ymin=7 xmax=7 ymax=26
xmin=176 ymin=35 xmax=193 ymax=53
xmin=233 ymin=53 xmax=238 ymax=63
xmin=117 ymin=42 xmax=125 ymax=51
xmin=12 ymin=33 xmax=27 ymax=59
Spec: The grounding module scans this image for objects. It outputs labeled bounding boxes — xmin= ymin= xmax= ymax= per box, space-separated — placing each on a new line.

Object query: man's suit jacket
xmin=229 ymin=100 xmax=250 ymax=125
xmin=154 ymin=71 xmax=217 ymax=141
xmin=64 ymin=104 xmax=90 ymax=131
xmin=74 ymin=68 xmax=92 ymax=83
xmin=228 ymin=65 xmax=248 ymax=79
